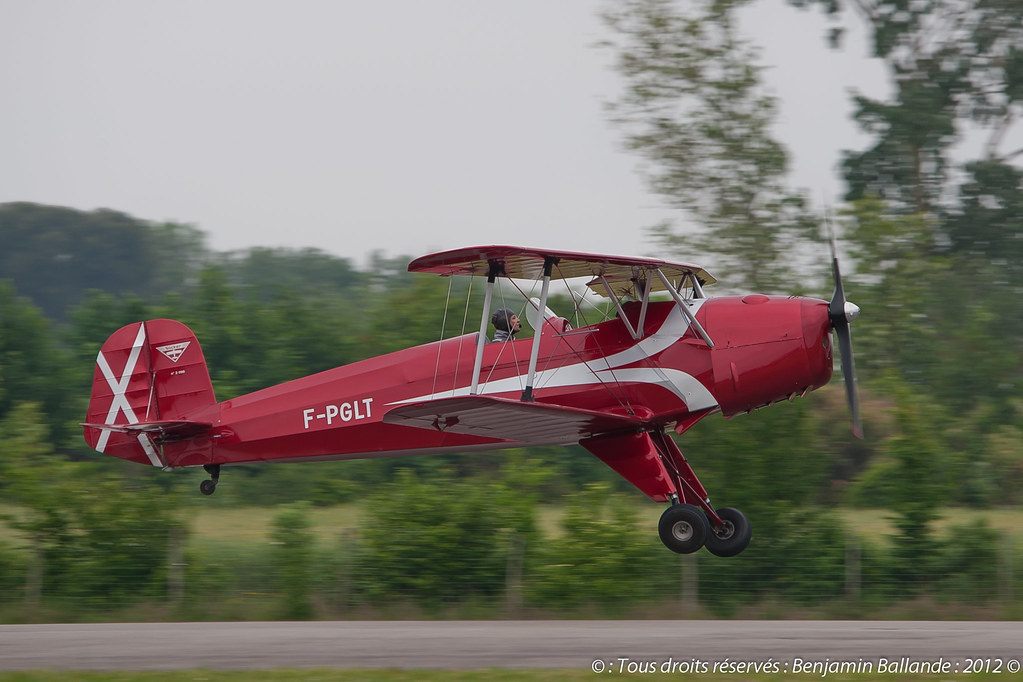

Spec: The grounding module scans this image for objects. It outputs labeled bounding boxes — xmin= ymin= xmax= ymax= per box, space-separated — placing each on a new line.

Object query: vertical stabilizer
xmin=83 ymin=319 xmax=217 ymax=467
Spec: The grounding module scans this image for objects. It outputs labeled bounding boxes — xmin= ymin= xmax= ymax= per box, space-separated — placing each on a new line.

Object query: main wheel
xmin=704 ymin=507 xmax=751 ymax=557
xmin=658 ymin=504 xmax=709 ymax=554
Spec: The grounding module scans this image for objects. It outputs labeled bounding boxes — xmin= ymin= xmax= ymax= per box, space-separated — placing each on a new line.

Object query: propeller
xmin=826 ymin=213 xmax=863 ymax=439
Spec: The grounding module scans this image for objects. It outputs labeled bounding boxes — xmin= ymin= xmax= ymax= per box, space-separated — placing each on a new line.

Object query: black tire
xmin=658 ymin=504 xmax=709 ymax=554
xmin=704 ymin=507 xmax=751 ymax=557
xmin=199 ymin=479 xmax=217 ymax=496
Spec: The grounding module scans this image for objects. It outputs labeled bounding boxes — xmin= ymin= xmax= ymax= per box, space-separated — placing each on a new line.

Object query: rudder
xmin=83 ymin=319 xmax=217 ymax=467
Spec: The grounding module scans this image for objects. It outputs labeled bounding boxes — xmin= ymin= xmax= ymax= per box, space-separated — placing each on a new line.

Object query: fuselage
xmin=157 ymin=295 xmax=834 ymax=469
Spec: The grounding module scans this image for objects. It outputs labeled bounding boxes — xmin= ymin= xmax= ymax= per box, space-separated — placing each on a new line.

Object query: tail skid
xmin=83 ymin=320 xmax=218 ymax=468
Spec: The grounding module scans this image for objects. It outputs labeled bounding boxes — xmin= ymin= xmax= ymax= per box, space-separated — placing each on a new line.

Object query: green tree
xmin=530 ymin=483 xmax=666 ymax=610
xmin=270 ymin=503 xmax=317 ymax=619
xmin=791 ymin=0 xmax=1023 ymax=421
xmin=1 ymin=403 xmax=181 ymax=609
xmin=682 ymin=400 xmax=829 ymax=517
xmin=785 ymin=0 xmax=1023 ymax=512
xmin=792 ymin=0 xmax=1023 ymax=216
xmin=61 ymin=480 xmax=184 ymax=606
xmin=601 ymin=0 xmax=815 ymax=292
xmin=0 ymin=402 xmax=62 ymax=505
xmin=0 ymin=286 xmax=75 ymax=449
xmin=680 ymin=402 xmax=847 ymax=606
xmin=216 ymin=246 xmax=360 ymax=300
xmin=362 ymin=274 xmax=479 ymax=357
xmin=877 ymin=378 xmax=952 ymax=588
xmin=354 ymin=469 xmax=535 ymax=607
xmin=936 ymin=519 xmax=1001 ymax=603
xmin=0 ymin=203 xmax=206 ymax=320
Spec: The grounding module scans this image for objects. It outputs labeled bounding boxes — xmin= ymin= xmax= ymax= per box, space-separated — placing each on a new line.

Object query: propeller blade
xmin=833 ymin=319 xmax=863 ymax=439
xmin=825 ymin=212 xmax=864 ymax=439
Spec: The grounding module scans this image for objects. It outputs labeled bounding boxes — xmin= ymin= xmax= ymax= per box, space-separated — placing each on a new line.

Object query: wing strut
xmin=636 ymin=274 xmax=653 ymax=334
xmin=521 ymin=256 xmax=556 ymax=401
xmin=600 ymin=274 xmax=641 ymax=340
xmin=470 ymin=263 xmax=499 ymax=395
xmin=655 ymin=269 xmax=715 ymax=347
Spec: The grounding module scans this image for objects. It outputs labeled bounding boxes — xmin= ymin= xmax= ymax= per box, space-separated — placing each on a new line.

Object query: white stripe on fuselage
xmin=389 ymin=302 xmax=717 ymax=411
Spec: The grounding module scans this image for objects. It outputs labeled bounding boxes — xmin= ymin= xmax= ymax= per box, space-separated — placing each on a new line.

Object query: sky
xmin=0 ymin=0 xmax=886 ymax=266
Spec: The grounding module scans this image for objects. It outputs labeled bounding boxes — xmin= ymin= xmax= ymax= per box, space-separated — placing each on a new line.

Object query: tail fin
xmin=83 ymin=319 xmax=217 ymax=468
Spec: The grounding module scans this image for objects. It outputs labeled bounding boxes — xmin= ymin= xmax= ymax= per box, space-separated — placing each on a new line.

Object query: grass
xmin=5 ymin=502 xmax=1023 ymax=552
xmin=0 ymin=671 xmax=1014 ymax=682
xmin=835 ymin=506 xmax=1023 ymax=542
xmin=0 ymin=672 xmax=592 ymax=682
xmin=187 ymin=504 xmax=364 ymax=549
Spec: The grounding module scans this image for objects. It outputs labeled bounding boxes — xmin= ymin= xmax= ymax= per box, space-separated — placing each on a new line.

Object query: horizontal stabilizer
xmin=82 ymin=419 xmax=213 ymax=440
xmin=383 ymin=395 xmax=642 ymax=445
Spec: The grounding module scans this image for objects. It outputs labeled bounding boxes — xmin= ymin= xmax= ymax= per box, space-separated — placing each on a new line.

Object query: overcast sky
xmin=1 ymin=0 xmax=885 ymax=265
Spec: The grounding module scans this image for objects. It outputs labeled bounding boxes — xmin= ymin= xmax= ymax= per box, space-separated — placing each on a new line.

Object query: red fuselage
xmin=142 ymin=295 xmax=833 ymax=470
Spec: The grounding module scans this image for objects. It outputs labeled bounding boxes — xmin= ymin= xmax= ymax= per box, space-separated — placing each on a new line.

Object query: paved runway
xmin=1 ymin=620 xmax=1021 ymax=671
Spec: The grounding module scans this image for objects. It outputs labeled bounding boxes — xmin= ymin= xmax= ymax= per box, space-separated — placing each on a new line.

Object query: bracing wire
xmin=431 ymin=276 xmax=455 ymax=397
xmin=501 ymin=271 xmax=635 ymax=415
xmin=451 ymin=275 xmax=474 ymax=395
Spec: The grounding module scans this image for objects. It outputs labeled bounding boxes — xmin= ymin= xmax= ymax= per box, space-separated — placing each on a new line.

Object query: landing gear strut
xmin=580 ymin=429 xmax=753 ymax=556
xmin=200 ymin=464 xmax=220 ymax=496
xmin=651 ymin=431 xmax=752 ymax=556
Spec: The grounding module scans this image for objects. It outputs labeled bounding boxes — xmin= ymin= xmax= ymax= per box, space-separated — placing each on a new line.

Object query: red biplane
xmin=84 ymin=244 xmax=860 ymax=556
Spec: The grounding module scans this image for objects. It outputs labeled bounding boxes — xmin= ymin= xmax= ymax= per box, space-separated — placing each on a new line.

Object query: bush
xmin=529 ymin=484 xmax=668 ymax=611
xmin=352 ymin=470 xmax=536 ymax=607
xmin=270 ymin=503 xmax=317 ymax=619
xmin=935 ymin=519 xmax=1001 ymax=603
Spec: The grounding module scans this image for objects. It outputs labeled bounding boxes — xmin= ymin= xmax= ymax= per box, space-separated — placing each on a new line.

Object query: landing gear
xmin=704 ymin=507 xmax=751 ymax=557
xmin=200 ymin=464 xmax=220 ymax=496
xmin=658 ymin=504 xmax=709 ymax=554
xmin=657 ymin=504 xmax=752 ymax=556
xmin=580 ymin=428 xmax=753 ymax=557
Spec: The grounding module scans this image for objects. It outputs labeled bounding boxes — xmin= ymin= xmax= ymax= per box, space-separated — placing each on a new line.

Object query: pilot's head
xmin=491 ymin=308 xmax=520 ymax=334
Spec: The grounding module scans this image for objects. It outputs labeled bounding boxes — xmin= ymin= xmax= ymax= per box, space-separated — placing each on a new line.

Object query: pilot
xmin=491 ymin=308 xmax=521 ymax=342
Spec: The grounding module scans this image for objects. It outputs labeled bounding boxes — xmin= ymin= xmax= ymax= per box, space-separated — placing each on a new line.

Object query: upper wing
xmin=382 ymin=395 xmax=642 ymax=445
xmin=407 ymin=245 xmax=715 ymax=293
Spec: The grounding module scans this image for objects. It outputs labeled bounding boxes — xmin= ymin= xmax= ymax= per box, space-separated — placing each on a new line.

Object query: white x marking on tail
xmin=94 ymin=323 xmax=159 ymax=466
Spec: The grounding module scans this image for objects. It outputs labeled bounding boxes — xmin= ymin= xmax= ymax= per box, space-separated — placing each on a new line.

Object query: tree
xmin=362 ymin=275 xmax=479 ymax=357
xmin=1 ymin=403 xmax=181 ymax=609
xmin=679 ymin=400 xmax=848 ymax=604
xmin=791 ymin=0 xmax=1023 ymax=325
xmin=792 ymin=0 xmax=1023 ymax=214
xmin=881 ymin=378 xmax=952 ymax=589
xmin=0 ymin=203 xmax=206 ymax=320
xmin=354 ymin=470 xmax=536 ymax=607
xmin=601 ymin=0 xmax=816 ymax=292
xmin=214 ymin=246 xmax=360 ymax=301
xmin=0 ymin=402 xmax=60 ymax=506
xmin=270 ymin=504 xmax=317 ymax=619
xmin=529 ymin=483 xmax=666 ymax=610
xmin=786 ymin=0 xmax=1023 ymax=492
xmin=0 ymin=285 xmax=75 ymax=449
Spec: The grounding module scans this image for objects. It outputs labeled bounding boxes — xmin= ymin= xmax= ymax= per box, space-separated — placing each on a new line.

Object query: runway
xmin=1 ymin=620 xmax=1021 ymax=671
